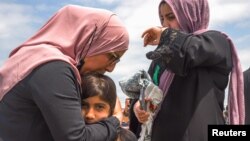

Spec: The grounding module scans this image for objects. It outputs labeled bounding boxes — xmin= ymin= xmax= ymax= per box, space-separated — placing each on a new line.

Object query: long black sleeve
xmin=147 ymin=29 xmax=232 ymax=77
xmin=0 ymin=61 xmax=119 ymax=141
xmin=244 ymin=68 xmax=250 ymax=124
xmin=144 ymin=29 xmax=232 ymax=141
xmin=28 ymin=61 xmax=119 ymax=141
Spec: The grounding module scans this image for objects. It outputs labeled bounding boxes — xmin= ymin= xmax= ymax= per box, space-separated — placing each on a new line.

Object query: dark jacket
xmin=244 ymin=67 xmax=250 ymax=124
xmin=130 ymin=29 xmax=232 ymax=141
xmin=0 ymin=61 xmax=119 ymax=141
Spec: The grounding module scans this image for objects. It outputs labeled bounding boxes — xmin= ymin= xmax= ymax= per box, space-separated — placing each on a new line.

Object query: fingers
xmin=137 ymin=112 xmax=149 ymax=123
xmin=142 ymin=33 xmax=157 ymax=47
xmin=141 ymin=27 xmax=153 ymax=38
xmin=141 ymin=27 xmax=162 ymax=47
xmin=143 ymin=33 xmax=150 ymax=47
xmin=142 ymin=28 xmax=154 ymax=47
xmin=133 ymin=101 xmax=150 ymax=124
xmin=145 ymin=98 xmax=157 ymax=112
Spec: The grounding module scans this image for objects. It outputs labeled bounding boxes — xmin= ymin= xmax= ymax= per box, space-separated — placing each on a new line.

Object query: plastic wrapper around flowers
xmin=119 ymin=70 xmax=163 ymax=141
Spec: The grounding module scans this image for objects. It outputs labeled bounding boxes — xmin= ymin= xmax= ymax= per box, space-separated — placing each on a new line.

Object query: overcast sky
xmin=1 ymin=0 xmax=250 ymax=107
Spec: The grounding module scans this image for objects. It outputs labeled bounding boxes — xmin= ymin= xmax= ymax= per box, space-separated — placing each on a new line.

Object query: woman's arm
xmin=28 ymin=61 xmax=119 ymax=141
xmin=144 ymin=28 xmax=232 ymax=76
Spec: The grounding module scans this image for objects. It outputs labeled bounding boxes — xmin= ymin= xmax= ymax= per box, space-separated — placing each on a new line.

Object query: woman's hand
xmin=133 ymin=100 xmax=150 ymax=124
xmin=141 ymin=26 xmax=167 ymax=47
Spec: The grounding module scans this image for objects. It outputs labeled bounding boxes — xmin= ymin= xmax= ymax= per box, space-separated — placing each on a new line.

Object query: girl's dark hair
xmin=117 ymin=128 xmax=137 ymax=141
xmin=81 ymin=72 xmax=117 ymax=116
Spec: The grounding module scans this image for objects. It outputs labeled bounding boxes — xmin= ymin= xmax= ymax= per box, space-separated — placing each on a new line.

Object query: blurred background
xmin=1 ymin=0 xmax=250 ymax=107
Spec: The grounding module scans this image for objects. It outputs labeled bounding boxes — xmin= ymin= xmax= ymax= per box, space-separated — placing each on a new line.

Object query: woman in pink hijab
xmin=130 ymin=0 xmax=244 ymax=141
xmin=0 ymin=5 xmax=129 ymax=141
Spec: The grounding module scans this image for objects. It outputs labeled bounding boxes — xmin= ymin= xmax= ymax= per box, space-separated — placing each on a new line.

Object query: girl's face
xmin=80 ymin=50 xmax=125 ymax=75
xmin=159 ymin=3 xmax=180 ymax=29
xmin=81 ymin=95 xmax=111 ymax=124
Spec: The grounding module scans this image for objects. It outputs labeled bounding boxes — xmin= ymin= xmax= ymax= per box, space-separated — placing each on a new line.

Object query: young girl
xmin=81 ymin=72 xmax=137 ymax=141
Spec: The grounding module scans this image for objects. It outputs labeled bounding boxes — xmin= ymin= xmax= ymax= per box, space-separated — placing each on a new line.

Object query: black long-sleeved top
xmin=0 ymin=61 xmax=119 ymax=141
xmin=130 ymin=29 xmax=233 ymax=141
xmin=244 ymin=67 xmax=250 ymax=124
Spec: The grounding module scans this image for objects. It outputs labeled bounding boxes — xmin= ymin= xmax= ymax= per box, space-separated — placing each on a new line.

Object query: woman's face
xmin=80 ymin=50 xmax=125 ymax=75
xmin=81 ymin=95 xmax=111 ymax=124
xmin=159 ymin=2 xmax=180 ymax=29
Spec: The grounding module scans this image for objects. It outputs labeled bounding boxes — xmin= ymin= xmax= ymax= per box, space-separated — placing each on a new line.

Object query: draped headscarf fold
xmin=0 ymin=5 xmax=129 ymax=100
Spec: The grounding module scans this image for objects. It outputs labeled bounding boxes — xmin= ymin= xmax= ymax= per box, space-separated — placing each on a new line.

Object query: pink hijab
xmin=157 ymin=0 xmax=244 ymax=124
xmin=0 ymin=5 xmax=129 ymax=100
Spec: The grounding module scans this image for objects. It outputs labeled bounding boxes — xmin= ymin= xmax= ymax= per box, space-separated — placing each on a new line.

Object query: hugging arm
xmin=28 ymin=61 xmax=119 ymax=141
